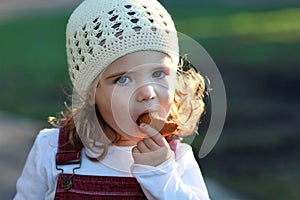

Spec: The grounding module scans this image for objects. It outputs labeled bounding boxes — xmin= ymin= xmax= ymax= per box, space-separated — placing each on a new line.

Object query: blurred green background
xmin=1 ymin=0 xmax=300 ymax=199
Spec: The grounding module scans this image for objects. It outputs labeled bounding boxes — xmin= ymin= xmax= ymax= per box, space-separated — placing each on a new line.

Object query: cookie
xmin=137 ymin=113 xmax=178 ymax=136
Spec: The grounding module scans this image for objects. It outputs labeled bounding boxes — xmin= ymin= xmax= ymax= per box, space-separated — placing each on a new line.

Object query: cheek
xmin=155 ymin=83 xmax=175 ymax=117
xmin=104 ymin=88 xmax=133 ymax=121
xmin=168 ymin=72 xmax=177 ymax=93
xmin=161 ymin=75 xmax=176 ymax=102
xmin=110 ymin=90 xmax=140 ymax=135
xmin=95 ymin=89 xmax=115 ymax=124
xmin=112 ymin=87 xmax=131 ymax=106
xmin=165 ymin=89 xmax=175 ymax=112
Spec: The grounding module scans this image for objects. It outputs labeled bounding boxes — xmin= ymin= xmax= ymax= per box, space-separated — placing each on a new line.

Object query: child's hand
xmin=132 ymin=124 xmax=171 ymax=166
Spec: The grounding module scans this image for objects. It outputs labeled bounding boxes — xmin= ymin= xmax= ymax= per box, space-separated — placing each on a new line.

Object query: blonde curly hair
xmin=49 ymin=55 xmax=207 ymax=160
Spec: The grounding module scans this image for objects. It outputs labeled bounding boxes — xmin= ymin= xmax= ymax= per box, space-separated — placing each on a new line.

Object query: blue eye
xmin=115 ymin=76 xmax=131 ymax=85
xmin=152 ymin=71 xmax=166 ymax=78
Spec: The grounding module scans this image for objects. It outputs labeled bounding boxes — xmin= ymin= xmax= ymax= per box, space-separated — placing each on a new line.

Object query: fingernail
xmin=140 ymin=123 xmax=148 ymax=128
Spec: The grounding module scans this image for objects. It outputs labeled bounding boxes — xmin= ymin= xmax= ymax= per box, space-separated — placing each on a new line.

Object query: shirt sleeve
xmin=14 ymin=129 xmax=57 ymax=200
xmin=131 ymin=143 xmax=210 ymax=200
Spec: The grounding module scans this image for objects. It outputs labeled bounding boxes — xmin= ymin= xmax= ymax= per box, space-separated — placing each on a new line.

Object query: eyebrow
xmin=154 ymin=65 xmax=170 ymax=69
xmin=104 ymin=64 xmax=171 ymax=80
xmin=105 ymin=71 xmax=127 ymax=80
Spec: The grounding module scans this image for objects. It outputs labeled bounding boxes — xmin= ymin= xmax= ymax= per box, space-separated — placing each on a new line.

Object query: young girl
xmin=14 ymin=0 xmax=210 ymax=199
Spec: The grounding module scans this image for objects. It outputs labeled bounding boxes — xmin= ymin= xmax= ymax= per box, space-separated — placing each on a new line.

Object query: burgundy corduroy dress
xmin=54 ymin=128 xmax=147 ymax=199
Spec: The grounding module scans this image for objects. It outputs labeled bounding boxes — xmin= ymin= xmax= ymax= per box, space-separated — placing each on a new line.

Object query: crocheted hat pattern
xmin=66 ymin=0 xmax=179 ymax=94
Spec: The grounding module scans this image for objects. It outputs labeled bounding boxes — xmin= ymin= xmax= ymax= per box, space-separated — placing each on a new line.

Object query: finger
xmin=132 ymin=146 xmax=140 ymax=154
xmin=140 ymin=124 xmax=167 ymax=147
xmin=140 ymin=123 xmax=161 ymax=137
xmin=136 ymin=140 xmax=151 ymax=153
xmin=143 ymin=137 xmax=160 ymax=151
xmin=132 ymin=146 xmax=143 ymax=164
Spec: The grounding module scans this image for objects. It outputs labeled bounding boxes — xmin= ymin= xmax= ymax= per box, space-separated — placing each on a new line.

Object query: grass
xmin=173 ymin=8 xmax=300 ymax=42
xmin=171 ymin=7 xmax=300 ymax=66
xmin=0 ymin=14 xmax=70 ymax=119
xmin=1 ymin=6 xmax=299 ymax=199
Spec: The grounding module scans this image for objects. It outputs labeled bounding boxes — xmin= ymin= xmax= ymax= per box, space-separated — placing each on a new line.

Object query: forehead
xmin=102 ymin=51 xmax=175 ymax=76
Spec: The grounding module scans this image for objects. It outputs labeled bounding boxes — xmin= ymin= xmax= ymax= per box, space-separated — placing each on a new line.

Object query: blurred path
xmin=0 ymin=111 xmax=47 ymax=199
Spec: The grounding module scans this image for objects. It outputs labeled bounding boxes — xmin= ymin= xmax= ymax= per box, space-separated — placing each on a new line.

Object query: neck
xmin=104 ymin=127 xmax=137 ymax=146
xmin=113 ymin=139 xmax=137 ymax=146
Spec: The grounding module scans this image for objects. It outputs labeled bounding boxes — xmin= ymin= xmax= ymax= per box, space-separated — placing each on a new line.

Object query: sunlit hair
xmin=170 ymin=55 xmax=207 ymax=136
xmin=48 ymin=55 xmax=208 ymax=160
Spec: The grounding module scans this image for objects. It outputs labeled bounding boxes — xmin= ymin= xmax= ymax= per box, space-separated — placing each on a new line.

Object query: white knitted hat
xmin=66 ymin=0 xmax=179 ymax=95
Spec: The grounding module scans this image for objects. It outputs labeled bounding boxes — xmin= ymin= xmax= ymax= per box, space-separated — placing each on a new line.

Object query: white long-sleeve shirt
xmin=14 ymin=128 xmax=210 ymax=200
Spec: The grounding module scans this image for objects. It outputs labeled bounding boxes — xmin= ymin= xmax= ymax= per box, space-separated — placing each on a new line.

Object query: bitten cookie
xmin=137 ymin=113 xmax=178 ymax=136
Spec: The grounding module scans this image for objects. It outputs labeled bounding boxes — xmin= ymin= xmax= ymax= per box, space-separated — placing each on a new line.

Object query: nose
xmin=136 ymin=84 xmax=156 ymax=102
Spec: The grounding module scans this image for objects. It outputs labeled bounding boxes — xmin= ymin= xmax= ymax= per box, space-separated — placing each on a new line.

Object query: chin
xmin=130 ymin=132 xmax=147 ymax=142
xmin=116 ymin=124 xmax=147 ymax=143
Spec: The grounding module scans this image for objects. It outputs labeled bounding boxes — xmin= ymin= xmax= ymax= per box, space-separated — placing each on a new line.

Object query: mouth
xmin=136 ymin=112 xmax=178 ymax=137
xmin=136 ymin=111 xmax=157 ymax=126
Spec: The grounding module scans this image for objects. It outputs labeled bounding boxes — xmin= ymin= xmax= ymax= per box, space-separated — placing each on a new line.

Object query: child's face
xmin=95 ymin=51 xmax=177 ymax=143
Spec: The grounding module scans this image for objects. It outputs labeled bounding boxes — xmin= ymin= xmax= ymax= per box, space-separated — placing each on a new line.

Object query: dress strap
xmin=56 ymin=127 xmax=83 ymax=166
xmin=56 ymin=127 xmax=84 ymax=190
